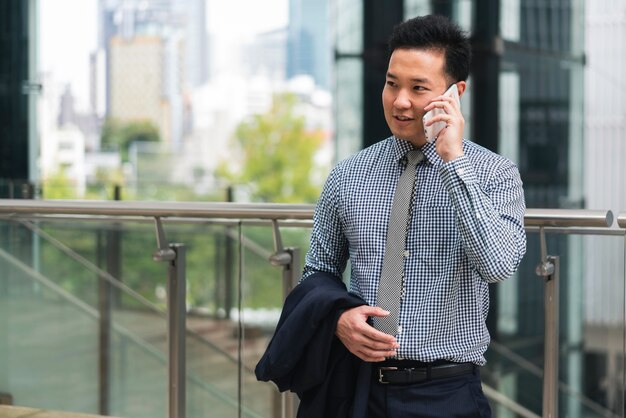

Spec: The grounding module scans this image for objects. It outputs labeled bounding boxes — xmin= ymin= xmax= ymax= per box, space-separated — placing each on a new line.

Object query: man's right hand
xmin=335 ymin=305 xmax=400 ymax=362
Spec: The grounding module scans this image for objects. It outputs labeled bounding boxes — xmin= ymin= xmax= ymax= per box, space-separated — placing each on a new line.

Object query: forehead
xmin=387 ymin=48 xmax=447 ymax=84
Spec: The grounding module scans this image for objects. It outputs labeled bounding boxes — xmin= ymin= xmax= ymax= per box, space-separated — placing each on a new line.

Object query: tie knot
xmin=405 ymin=150 xmax=423 ymax=167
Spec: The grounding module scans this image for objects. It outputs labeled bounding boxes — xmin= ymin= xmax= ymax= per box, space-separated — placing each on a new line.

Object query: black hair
xmin=388 ymin=15 xmax=471 ymax=82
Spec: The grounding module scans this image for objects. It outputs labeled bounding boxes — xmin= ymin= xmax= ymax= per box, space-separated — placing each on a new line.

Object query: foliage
xmin=217 ymin=93 xmax=327 ymax=203
xmin=36 ymin=221 xmax=310 ymax=312
xmin=42 ymin=168 xmax=76 ymax=199
xmin=101 ymin=118 xmax=160 ymax=162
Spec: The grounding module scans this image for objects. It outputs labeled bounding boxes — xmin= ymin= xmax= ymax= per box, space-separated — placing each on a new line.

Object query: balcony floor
xmin=0 ymin=405 xmax=118 ymax=418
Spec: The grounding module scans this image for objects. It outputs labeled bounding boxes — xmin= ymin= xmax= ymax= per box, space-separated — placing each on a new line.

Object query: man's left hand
xmin=423 ymin=93 xmax=465 ymax=162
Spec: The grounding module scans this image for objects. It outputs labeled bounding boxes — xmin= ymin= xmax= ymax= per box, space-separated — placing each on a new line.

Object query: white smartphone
xmin=422 ymin=84 xmax=460 ymax=143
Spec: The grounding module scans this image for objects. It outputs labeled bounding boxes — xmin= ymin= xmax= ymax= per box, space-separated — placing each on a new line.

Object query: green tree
xmin=101 ymin=118 xmax=160 ymax=162
xmin=42 ymin=168 xmax=76 ymax=199
xmin=217 ymin=93 xmax=327 ymax=203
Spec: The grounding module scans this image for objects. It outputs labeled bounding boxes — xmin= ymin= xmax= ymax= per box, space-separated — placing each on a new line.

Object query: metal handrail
xmin=0 ymin=199 xmax=315 ymax=219
xmin=618 ymin=212 xmax=626 ymax=228
xmin=0 ymin=200 xmax=616 ymax=228
xmin=524 ymin=208 xmax=613 ymax=227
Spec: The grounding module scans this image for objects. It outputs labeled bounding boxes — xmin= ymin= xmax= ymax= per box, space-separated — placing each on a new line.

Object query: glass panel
xmin=109 ymin=334 xmax=167 ymax=417
xmin=499 ymin=71 xmax=520 ymax=164
xmin=0 ymin=217 xmax=260 ymax=417
xmin=485 ymin=231 xmax=626 ymax=416
xmin=335 ymin=0 xmax=363 ymax=53
xmin=516 ymin=0 xmax=583 ymax=58
xmin=404 ymin=0 xmax=431 ymax=19
xmin=501 ymin=0 xmax=521 ymax=41
xmin=238 ymin=223 xmax=312 ymax=416
xmin=335 ymin=58 xmax=363 ymax=162
xmin=583 ymin=0 xmax=625 ymax=216
xmin=452 ymin=0 xmax=473 ymax=32
xmin=0 ymin=220 xmax=100 ymax=414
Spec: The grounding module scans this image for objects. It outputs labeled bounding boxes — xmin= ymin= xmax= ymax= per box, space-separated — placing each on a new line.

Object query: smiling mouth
xmin=394 ymin=115 xmax=414 ymax=121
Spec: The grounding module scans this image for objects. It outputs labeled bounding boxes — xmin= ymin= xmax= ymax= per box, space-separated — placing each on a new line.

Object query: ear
xmin=456 ymin=81 xmax=467 ymax=97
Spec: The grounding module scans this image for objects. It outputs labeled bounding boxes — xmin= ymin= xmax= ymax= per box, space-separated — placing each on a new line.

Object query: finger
xmin=356 ymin=347 xmax=396 ymax=362
xmin=359 ymin=306 xmax=391 ymax=318
xmin=424 ymin=113 xmax=453 ymax=127
xmin=363 ymin=334 xmax=400 ymax=351
xmin=360 ymin=325 xmax=399 ymax=345
xmin=423 ymin=99 xmax=455 ymax=113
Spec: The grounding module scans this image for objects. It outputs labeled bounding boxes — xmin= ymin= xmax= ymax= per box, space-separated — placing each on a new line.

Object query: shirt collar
xmin=391 ymin=136 xmax=444 ymax=167
xmin=420 ymin=141 xmax=444 ymax=167
xmin=391 ymin=136 xmax=415 ymax=163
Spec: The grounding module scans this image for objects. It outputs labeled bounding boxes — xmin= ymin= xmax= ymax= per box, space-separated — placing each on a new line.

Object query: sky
xmin=39 ymin=0 xmax=288 ymax=112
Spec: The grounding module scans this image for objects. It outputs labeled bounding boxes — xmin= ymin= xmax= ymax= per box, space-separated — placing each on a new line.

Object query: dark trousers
xmin=367 ymin=368 xmax=492 ymax=418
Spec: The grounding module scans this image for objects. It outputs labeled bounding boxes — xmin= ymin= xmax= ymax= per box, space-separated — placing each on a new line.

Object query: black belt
xmin=374 ymin=361 xmax=476 ymax=385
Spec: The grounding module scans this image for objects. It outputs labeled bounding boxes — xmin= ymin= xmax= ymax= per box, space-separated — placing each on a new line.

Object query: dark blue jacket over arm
xmin=255 ymin=272 xmax=368 ymax=418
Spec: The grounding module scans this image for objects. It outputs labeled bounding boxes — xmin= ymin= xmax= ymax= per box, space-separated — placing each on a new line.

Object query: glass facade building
xmin=0 ymin=0 xmax=39 ymax=198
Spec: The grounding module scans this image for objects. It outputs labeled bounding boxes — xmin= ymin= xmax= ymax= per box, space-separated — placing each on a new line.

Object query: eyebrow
xmin=386 ymin=72 xmax=431 ymax=84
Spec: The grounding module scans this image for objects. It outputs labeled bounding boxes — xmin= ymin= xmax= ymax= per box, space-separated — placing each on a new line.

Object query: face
xmin=382 ymin=48 xmax=462 ymax=147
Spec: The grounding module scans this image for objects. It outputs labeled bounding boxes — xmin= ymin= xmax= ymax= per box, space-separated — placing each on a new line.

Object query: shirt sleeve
xmin=302 ymin=164 xmax=350 ymax=281
xmin=439 ymin=155 xmax=527 ymax=283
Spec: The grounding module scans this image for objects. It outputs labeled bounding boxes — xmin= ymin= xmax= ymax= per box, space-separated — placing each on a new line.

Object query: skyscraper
xmin=287 ymin=0 xmax=331 ymax=89
xmin=99 ymin=0 xmax=202 ymax=149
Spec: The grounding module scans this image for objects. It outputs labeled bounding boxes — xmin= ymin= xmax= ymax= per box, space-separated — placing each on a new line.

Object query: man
xmin=302 ymin=14 xmax=527 ymax=417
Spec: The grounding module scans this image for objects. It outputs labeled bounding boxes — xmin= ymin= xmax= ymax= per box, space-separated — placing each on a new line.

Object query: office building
xmin=287 ymin=0 xmax=331 ymax=89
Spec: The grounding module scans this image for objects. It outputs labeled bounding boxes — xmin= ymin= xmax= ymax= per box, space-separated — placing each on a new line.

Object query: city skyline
xmin=40 ymin=0 xmax=289 ymax=112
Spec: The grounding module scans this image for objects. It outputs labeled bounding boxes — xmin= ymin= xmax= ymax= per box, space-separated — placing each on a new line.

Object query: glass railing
xmin=0 ymin=200 xmax=624 ymax=418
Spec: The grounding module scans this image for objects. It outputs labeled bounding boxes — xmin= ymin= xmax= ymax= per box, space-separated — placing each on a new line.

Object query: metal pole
xmin=97 ymin=231 xmax=111 ymax=416
xmin=109 ymin=185 xmax=122 ymax=307
xmin=269 ymin=220 xmax=301 ymax=418
xmin=536 ymin=227 xmax=559 ymax=418
xmin=280 ymin=247 xmax=300 ymax=418
xmin=167 ymin=243 xmax=186 ymax=418
xmin=224 ymin=226 xmax=234 ymax=319
xmin=224 ymin=187 xmax=234 ymax=319
xmin=282 ymin=248 xmax=300 ymax=299
xmin=542 ymin=255 xmax=559 ymax=418
xmin=153 ymin=218 xmax=186 ymax=418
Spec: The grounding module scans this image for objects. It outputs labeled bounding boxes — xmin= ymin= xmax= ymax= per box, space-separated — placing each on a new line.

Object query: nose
xmin=393 ymin=89 xmax=411 ymax=109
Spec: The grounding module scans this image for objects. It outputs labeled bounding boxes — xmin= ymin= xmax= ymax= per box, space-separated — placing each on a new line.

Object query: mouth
xmin=394 ymin=115 xmax=414 ymax=122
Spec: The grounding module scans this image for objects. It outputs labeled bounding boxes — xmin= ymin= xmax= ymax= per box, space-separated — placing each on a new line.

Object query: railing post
xmin=153 ymin=218 xmax=186 ymax=418
xmin=282 ymin=247 xmax=300 ymax=302
xmin=167 ymin=243 xmax=186 ymax=418
xmin=97 ymin=231 xmax=111 ymax=416
xmin=269 ymin=221 xmax=300 ymax=418
xmin=281 ymin=247 xmax=300 ymax=418
xmin=535 ymin=228 xmax=559 ymax=418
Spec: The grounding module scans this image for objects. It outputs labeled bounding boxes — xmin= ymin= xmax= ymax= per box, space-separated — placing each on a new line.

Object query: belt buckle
xmin=378 ymin=367 xmax=397 ymax=384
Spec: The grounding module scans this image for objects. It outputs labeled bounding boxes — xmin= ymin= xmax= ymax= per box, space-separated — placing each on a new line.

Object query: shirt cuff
xmin=439 ymin=155 xmax=478 ymax=189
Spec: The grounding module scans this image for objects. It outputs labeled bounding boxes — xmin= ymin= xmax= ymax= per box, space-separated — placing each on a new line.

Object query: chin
xmin=393 ymin=132 xmax=420 ymax=143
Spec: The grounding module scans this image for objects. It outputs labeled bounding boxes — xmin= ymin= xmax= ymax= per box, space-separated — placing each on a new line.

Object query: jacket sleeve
xmin=255 ymin=272 xmax=365 ymax=392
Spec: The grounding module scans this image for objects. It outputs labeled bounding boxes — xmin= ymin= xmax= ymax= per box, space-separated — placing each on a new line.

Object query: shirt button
xmin=397 ymin=325 xmax=403 ymax=334
xmin=456 ymin=167 xmax=466 ymax=175
xmin=403 ymin=250 xmax=410 ymax=257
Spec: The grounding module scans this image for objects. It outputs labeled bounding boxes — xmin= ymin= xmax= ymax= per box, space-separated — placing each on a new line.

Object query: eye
xmin=413 ymin=85 xmax=426 ymax=92
xmin=386 ymin=80 xmax=397 ymax=88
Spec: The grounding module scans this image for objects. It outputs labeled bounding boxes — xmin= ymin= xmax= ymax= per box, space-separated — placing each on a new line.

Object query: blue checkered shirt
xmin=303 ymin=136 xmax=526 ymax=365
